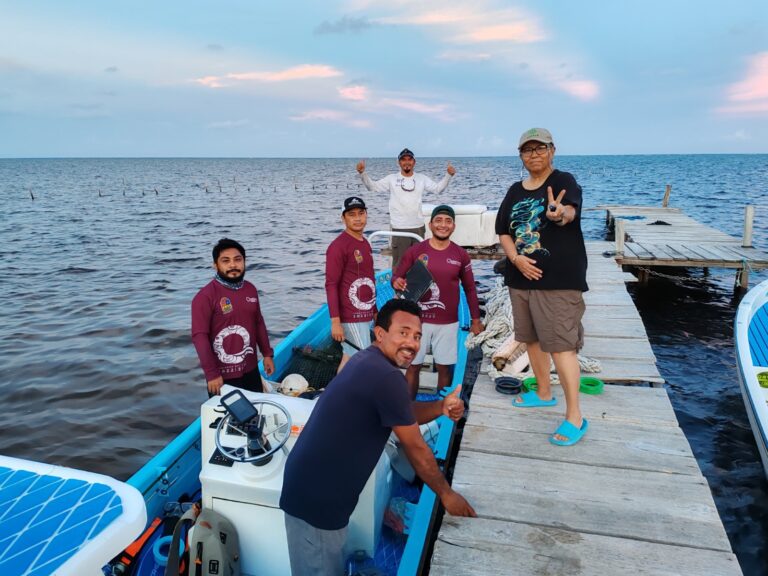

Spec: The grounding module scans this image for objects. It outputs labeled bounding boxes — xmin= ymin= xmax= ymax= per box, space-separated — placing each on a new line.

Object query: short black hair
xmin=375 ymin=298 xmax=421 ymax=330
xmin=212 ymin=238 xmax=246 ymax=262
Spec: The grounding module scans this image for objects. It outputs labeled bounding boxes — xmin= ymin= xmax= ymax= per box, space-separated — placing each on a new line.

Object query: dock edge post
xmin=742 ymin=205 xmax=754 ymax=248
xmin=615 ymin=219 xmax=625 ymax=255
xmin=662 ymin=184 xmax=671 ymax=207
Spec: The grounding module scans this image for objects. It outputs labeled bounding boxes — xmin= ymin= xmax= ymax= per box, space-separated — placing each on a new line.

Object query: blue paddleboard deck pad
xmin=0 ymin=455 xmax=146 ymax=576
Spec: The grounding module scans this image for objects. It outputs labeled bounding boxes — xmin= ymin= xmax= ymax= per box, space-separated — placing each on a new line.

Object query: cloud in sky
xmin=207 ymin=119 xmax=250 ymax=129
xmin=380 ymin=98 xmax=449 ymax=116
xmin=104 ymin=66 xmax=118 ymax=73
xmin=315 ymin=15 xmax=375 ymax=35
xmin=367 ymin=3 xmax=545 ymax=45
xmin=290 ymin=109 xmax=371 ymax=128
xmin=338 ymin=84 xmax=370 ymax=101
xmin=725 ymin=129 xmax=750 ymax=141
xmin=717 ymin=52 xmax=768 ymax=115
xmin=558 ymin=80 xmax=600 ymax=102
xmin=195 ymin=64 xmax=344 ymax=88
xmin=351 ymin=0 xmax=597 ymax=101
xmin=437 ymin=50 xmax=492 ymax=62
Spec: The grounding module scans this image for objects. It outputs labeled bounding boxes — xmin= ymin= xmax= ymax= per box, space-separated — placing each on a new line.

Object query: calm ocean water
xmin=1 ymin=155 xmax=767 ymax=574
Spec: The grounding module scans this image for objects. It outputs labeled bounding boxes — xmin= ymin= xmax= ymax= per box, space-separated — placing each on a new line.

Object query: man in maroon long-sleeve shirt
xmin=191 ymin=238 xmax=274 ymax=396
xmin=393 ymin=205 xmax=484 ymax=396
xmin=325 ymin=196 xmax=377 ymax=372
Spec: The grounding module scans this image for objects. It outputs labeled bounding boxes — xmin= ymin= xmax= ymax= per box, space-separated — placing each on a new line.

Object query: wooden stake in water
xmin=742 ymin=205 xmax=754 ymax=248
xmin=662 ymin=184 xmax=671 ymax=207
xmin=615 ymin=219 xmax=625 ymax=255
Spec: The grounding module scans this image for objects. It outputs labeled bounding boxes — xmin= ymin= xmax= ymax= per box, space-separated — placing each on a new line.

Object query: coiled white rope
xmin=467 ymin=279 xmax=602 ymax=381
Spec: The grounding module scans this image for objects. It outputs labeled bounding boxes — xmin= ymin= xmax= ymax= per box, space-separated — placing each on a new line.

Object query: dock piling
xmin=662 ymin=184 xmax=672 ymax=207
xmin=742 ymin=205 xmax=754 ymax=248
xmin=615 ymin=219 xmax=625 ymax=255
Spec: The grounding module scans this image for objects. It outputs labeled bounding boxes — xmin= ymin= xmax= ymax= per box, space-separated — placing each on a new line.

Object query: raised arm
xmin=357 ymin=160 xmax=390 ymax=193
xmin=423 ymin=163 xmax=455 ymax=194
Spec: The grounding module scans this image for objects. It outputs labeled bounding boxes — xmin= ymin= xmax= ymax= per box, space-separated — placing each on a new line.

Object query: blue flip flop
xmin=512 ymin=390 xmax=557 ymax=408
xmin=550 ymin=418 xmax=589 ymax=446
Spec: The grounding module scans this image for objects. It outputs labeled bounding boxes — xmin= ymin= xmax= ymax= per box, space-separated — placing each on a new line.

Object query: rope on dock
xmin=467 ymin=279 xmax=601 ymax=382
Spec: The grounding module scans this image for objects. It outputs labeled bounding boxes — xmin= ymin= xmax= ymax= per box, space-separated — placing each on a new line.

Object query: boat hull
xmin=735 ymin=277 xmax=768 ymax=479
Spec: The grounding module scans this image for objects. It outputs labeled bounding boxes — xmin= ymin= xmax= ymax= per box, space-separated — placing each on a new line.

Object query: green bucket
xmin=521 ymin=376 xmax=604 ymax=395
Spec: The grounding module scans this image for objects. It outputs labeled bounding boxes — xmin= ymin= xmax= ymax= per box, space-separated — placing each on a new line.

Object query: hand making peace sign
xmin=545 ymin=186 xmax=567 ymax=223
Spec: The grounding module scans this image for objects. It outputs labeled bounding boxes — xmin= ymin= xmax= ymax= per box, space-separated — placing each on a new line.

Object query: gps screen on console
xmin=220 ymin=389 xmax=259 ymax=425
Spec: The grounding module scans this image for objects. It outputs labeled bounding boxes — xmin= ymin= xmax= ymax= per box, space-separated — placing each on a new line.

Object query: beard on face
xmin=217 ymin=268 xmax=245 ymax=283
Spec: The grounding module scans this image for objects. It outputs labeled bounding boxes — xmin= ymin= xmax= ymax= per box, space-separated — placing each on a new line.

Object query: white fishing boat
xmin=735 ymin=277 xmax=768 ymax=479
xmin=0 ymin=232 xmax=476 ymax=576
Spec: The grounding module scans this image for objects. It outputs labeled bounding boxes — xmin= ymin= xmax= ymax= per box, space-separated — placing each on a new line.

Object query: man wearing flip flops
xmin=495 ymin=128 xmax=589 ymax=446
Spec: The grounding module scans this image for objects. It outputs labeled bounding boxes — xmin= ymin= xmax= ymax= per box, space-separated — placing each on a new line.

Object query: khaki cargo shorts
xmin=509 ymin=288 xmax=585 ymax=353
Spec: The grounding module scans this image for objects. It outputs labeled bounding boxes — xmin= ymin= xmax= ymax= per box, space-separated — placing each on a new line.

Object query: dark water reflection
xmin=1 ymin=156 xmax=767 ymax=574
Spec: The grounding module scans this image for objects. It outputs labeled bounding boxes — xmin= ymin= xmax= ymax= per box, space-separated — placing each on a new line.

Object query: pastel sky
xmin=1 ymin=0 xmax=766 ymax=157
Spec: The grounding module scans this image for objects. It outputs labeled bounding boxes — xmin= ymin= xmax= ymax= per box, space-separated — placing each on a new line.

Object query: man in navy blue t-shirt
xmin=280 ymin=299 xmax=475 ymax=576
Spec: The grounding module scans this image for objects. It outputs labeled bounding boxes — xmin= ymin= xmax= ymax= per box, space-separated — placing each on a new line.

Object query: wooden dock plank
xmin=451 ymin=450 xmax=730 ymax=551
xmin=470 ymin=378 xmax=676 ymax=424
xmin=462 ymin=415 xmax=698 ymax=475
xmin=580 ymin=335 xmax=656 ymax=362
xmin=431 ymin=518 xmax=741 ymax=576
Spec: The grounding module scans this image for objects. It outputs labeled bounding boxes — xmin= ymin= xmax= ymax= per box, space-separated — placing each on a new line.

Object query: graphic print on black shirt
xmin=510 ymin=196 xmax=550 ymax=259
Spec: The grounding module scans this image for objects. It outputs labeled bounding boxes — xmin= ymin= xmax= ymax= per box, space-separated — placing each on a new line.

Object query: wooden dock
xmin=429 ymin=238 xmax=741 ymax=575
xmin=580 ymin=241 xmax=663 ymax=385
xmin=596 ymin=204 xmax=768 ymax=288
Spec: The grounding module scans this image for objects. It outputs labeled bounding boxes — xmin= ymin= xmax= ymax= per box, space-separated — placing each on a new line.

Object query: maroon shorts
xmin=509 ymin=288 xmax=585 ymax=353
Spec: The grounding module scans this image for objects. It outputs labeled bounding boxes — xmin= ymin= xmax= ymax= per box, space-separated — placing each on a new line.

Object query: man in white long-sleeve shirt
xmin=356 ymin=148 xmax=455 ymax=270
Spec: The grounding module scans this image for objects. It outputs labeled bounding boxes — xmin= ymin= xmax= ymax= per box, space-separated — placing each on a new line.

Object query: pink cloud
xmin=196 ymin=75 xmax=226 ymax=88
xmin=456 ymin=23 xmax=544 ymax=44
xmin=195 ymin=64 xmax=343 ymax=88
xmin=729 ymin=53 xmax=768 ymax=101
xmin=338 ymin=85 xmax=370 ymax=101
xmin=718 ymin=52 xmax=768 ymax=115
xmin=558 ymin=80 xmax=600 ymax=101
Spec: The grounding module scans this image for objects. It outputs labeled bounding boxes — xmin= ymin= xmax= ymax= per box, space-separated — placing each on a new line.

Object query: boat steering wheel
xmin=214 ymin=399 xmax=293 ymax=464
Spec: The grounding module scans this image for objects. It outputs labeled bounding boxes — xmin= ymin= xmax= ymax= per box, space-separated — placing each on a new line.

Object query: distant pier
xmin=596 ymin=199 xmax=768 ymax=290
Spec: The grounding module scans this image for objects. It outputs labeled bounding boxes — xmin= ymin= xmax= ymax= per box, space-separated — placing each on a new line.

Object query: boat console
xmin=199 ymin=384 xmax=392 ymax=576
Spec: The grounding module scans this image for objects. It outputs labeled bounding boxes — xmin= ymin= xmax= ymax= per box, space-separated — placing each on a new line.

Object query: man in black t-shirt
xmin=495 ymin=127 xmax=589 ymax=447
xmin=280 ymin=299 xmax=475 ymax=576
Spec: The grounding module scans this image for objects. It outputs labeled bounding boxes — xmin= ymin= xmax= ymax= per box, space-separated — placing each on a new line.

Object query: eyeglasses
xmin=519 ymin=144 xmax=550 ymax=158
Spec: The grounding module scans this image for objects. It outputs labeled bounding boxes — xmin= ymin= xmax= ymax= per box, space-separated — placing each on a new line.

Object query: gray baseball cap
xmin=518 ymin=127 xmax=554 ymax=149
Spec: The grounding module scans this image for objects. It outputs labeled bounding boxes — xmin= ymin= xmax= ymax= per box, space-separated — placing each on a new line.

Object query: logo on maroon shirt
xmin=353 ymin=249 xmax=363 ymax=264
xmin=418 ymin=253 xmax=429 ymax=266
xmin=420 ymin=281 xmax=446 ymax=311
xmin=213 ymin=325 xmax=254 ymax=364
xmin=348 ymin=278 xmax=376 ymax=310
xmin=220 ymin=297 xmax=233 ymax=314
